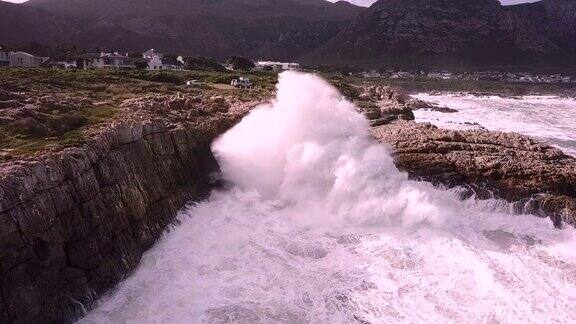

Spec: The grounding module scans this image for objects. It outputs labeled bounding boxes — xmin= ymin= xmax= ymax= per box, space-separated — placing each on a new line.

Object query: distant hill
xmin=506 ymin=0 xmax=576 ymax=54
xmin=1 ymin=0 xmax=363 ymax=60
xmin=1 ymin=0 xmax=575 ymax=67
xmin=305 ymin=0 xmax=574 ymax=68
xmin=0 ymin=1 xmax=80 ymax=44
xmin=25 ymin=0 xmax=361 ymax=21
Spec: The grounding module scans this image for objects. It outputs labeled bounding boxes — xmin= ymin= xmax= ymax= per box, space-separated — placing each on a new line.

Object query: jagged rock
xmin=356 ymin=85 xmax=416 ymax=125
xmin=379 ymin=104 xmax=415 ymax=121
xmin=359 ymin=85 xmax=414 ymax=104
xmin=0 ymin=100 xmax=22 ymax=109
xmin=424 ymin=106 xmax=459 ymax=113
xmin=0 ymin=90 xmax=25 ymax=101
xmin=6 ymin=117 xmax=48 ymax=138
xmin=372 ymin=121 xmax=576 ymax=227
xmin=369 ymin=116 xmax=395 ymax=127
xmin=0 ymin=111 xmax=246 ymax=323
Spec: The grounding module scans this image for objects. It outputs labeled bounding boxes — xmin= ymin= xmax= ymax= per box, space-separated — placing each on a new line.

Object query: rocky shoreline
xmin=0 ymin=121 xmax=222 ymax=323
xmin=358 ymin=85 xmax=576 ymax=228
xmin=373 ymin=121 xmax=576 ymax=227
xmin=1 ymin=79 xmax=575 ymax=323
xmin=0 ymin=87 xmax=261 ymax=322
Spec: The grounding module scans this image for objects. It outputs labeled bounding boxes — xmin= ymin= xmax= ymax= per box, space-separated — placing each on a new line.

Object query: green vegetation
xmin=6 ymin=67 xmax=569 ymax=163
xmin=225 ymin=56 xmax=255 ymax=71
xmin=0 ymin=100 xmax=117 ymax=162
xmin=181 ymin=56 xmax=226 ymax=72
xmin=0 ymin=68 xmax=278 ymax=90
xmin=0 ymin=68 xmax=278 ymax=162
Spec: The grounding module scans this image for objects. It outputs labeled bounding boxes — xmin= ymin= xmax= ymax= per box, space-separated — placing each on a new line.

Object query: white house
xmin=142 ymin=49 xmax=158 ymax=60
xmin=254 ymin=61 xmax=300 ymax=72
xmin=75 ymin=52 xmax=133 ymax=70
xmin=10 ymin=51 xmax=47 ymax=67
xmin=0 ymin=47 xmax=12 ymax=67
xmin=143 ymin=49 xmax=184 ymax=71
xmin=143 ymin=49 xmax=162 ymax=70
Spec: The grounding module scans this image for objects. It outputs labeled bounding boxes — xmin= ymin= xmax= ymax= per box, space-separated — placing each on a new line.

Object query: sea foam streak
xmin=413 ymin=93 xmax=576 ymax=157
xmin=81 ymin=72 xmax=576 ymax=323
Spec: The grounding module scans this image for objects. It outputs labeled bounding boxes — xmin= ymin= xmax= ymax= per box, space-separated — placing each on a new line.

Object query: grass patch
xmin=0 ymin=68 xmax=280 ymax=92
xmin=0 ymin=68 xmax=277 ymax=162
xmin=0 ymin=104 xmax=117 ymax=162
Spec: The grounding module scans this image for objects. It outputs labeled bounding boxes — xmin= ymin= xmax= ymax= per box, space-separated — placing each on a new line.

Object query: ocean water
xmin=413 ymin=93 xmax=576 ymax=157
xmin=80 ymin=73 xmax=576 ymax=323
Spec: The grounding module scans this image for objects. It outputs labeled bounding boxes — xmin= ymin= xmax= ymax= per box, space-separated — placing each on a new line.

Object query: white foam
xmin=81 ymin=73 xmax=576 ymax=324
xmin=413 ymin=93 xmax=576 ymax=157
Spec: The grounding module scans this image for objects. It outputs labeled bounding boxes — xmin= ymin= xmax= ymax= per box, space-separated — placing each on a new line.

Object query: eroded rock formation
xmin=351 ymin=83 xmax=576 ymax=227
xmin=372 ymin=121 xmax=576 ymax=227
xmin=0 ymin=92 xmax=259 ymax=323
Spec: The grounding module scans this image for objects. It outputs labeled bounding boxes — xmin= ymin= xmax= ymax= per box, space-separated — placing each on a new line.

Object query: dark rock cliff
xmin=372 ymin=121 xmax=576 ymax=228
xmin=0 ymin=119 xmax=235 ymax=323
xmin=355 ymin=84 xmax=576 ymax=228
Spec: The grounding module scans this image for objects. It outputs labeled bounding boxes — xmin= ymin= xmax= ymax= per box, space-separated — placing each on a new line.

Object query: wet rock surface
xmin=356 ymin=83 xmax=576 ymax=227
xmin=355 ymin=85 xmax=418 ymax=126
xmin=1 ymin=74 xmax=575 ymax=323
xmin=0 ymin=92 xmax=258 ymax=323
xmin=0 ymin=122 xmax=212 ymax=323
xmin=372 ymin=120 xmax=576 ymax=227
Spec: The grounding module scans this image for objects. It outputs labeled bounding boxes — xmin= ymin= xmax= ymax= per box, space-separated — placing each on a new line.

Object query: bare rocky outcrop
xmin=372 ymin=121 xmax=576 ymax=227
xmin=0 ymin=92 xmax=258 ymax=323
xmin=356 ymin=85 xmax=419 ymax=126
xmin=356 ymin=83 xmax=576 ymax=227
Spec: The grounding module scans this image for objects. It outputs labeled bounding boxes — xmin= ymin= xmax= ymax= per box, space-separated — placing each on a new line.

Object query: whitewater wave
xmin=413 ymin=93 xmax=576 ymax=157
xmin=81 ymin=72 xmax=576 ymax=323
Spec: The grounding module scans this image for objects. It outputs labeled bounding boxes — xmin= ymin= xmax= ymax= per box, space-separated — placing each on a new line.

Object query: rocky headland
xmin=357 ymin=84 xmax=576 ymax=228
xmin=1 ymin=70 xmax=575 ymax=323
xmin=0 ymin=71 xmax=268 ymax=323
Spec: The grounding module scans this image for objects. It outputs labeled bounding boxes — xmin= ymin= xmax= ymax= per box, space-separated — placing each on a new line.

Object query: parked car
xmin=231 ymin=77 xmax=253 ymax=88
xmin=186 ymin=80 xmax=204 ymax=86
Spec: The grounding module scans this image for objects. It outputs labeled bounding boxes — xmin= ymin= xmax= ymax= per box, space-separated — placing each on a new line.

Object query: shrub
xmin=203 ymin=73 xmax=238 ymax=84
xmin=182 ymin=56 xmax=225 ymax=72
xmin=226 ymin=56 xmax=255 ymax=71
xmin=8 ymin=118 xmax=47 ymax=138
xmin=46 ymin=113 xmax=87 ymax=134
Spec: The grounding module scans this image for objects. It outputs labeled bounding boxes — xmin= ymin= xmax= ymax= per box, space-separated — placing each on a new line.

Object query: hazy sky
xmin=3 ymin=0 xmax=541 ymax=6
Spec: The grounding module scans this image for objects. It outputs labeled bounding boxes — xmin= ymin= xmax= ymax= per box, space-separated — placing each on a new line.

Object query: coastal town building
xmin=75 ymin=52 xmax=133 ymax=70
xmin=10 ymin=51 xmax=48 ymax=67
xmin=0 ymin=47 xmax=12 ymax=67
xmin=254 ymin=61 xmax=300 ymax=72
xmin=143 ymin=49 xmax=185 ymax=71
xmin=41 ymin=57 xmax=77 ymax=69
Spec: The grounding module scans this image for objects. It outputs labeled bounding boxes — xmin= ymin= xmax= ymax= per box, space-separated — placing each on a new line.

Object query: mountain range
xmin=0 ymin=0 xmax=574 ymax=68
xmin=307 ymin=0 xmax=573 ymax=67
